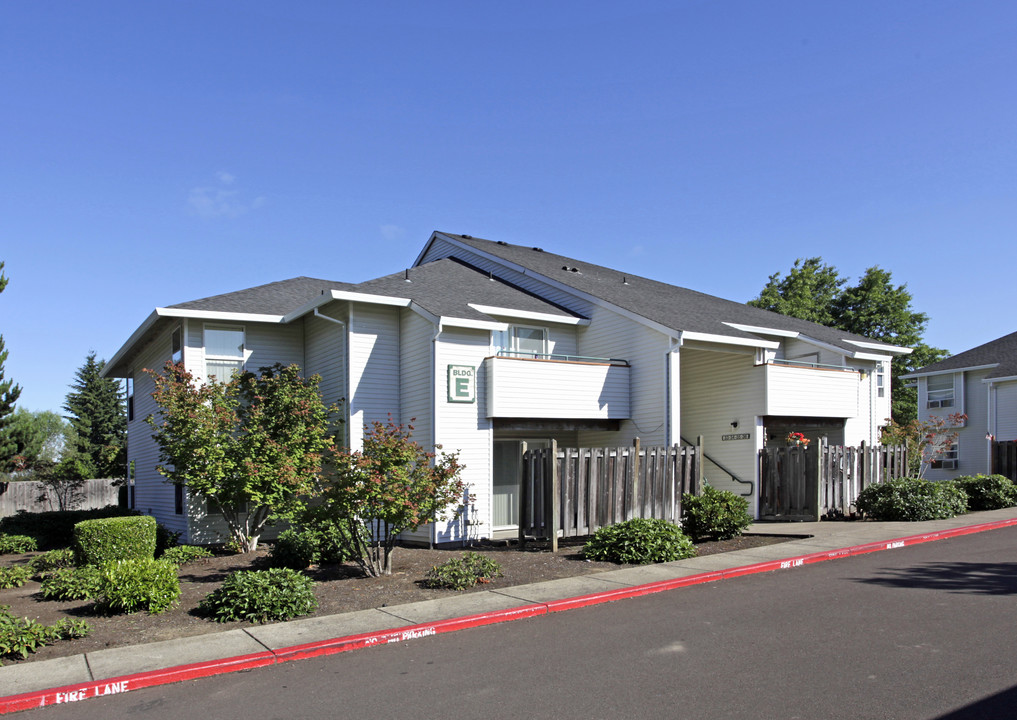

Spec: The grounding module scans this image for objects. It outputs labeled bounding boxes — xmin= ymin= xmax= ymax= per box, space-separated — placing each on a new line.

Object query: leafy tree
xmin=7 ymin=410 xmax=69 ymax=471
xmin=750 ymin=259 xmax=948 ymax=425
xmin=325 ymin=419 xmax=466 ymax=577
xmin=147 ymin=362 xmax=337 ymax=552
xmin=0 ymin=262 xmax=22 ymax=471
xmin=63 ymin=353 xmax=127 ymax=480
xmin=880 ymin=412 xmax=966 ymax=478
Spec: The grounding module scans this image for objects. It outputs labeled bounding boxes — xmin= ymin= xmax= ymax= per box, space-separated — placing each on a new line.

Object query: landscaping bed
xmin=0 ymin=533 xmax=793 ymax=665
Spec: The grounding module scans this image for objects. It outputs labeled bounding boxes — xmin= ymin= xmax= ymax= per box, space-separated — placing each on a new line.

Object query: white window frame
xmin=493 ymin=325 xmax=548 ymax=357
xmin=203 ymin=324 xmax=246 ymax=382
xmin=926 ymin=374 xmax=955 ymax=409
xmin=876 ymin=363 xmax=886 ymax=399
xmin=931 ymin=442 xmax=959 ymax=470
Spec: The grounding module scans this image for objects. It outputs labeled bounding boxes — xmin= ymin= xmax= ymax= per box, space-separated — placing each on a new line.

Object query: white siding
xmin=398 ymin=310 xmax=436 ymax=544
xmin=435 ymin=327 xmax=493 ymax=543
xmin=576 ymin=305 xmax=669 ymax=446
xmin=922 ymin=369 xmax=989 ymax=480
xmin=996 ymin=381 xmax=1017 ymax=442
xmin=128 ymin=323 xmax=188 ymax=538
xmin=763 ymin=365 xmax=860 ymax=417
xmin=303 ymin=306 xmax=346 ymax=410
xmin=680 ymin=347 xmax=763 ymax=511
xmin=348 ymin=304 xmax=401 ymax=450
xmin=485 ymin=357 xmax=629 ymax=419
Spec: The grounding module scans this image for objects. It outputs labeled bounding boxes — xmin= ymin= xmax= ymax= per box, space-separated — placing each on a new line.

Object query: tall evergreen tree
xmin=63 ymin=352 xmax=127 ymax=479
xmin=0 ymin=261 xmax=23 ymax=472
xmin=750 ymin=259 xmax=948 ymax=425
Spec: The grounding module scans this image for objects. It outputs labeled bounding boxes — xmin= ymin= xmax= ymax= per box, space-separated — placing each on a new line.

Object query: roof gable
xmin=910 ymin=330 xmax=1017 ymax=379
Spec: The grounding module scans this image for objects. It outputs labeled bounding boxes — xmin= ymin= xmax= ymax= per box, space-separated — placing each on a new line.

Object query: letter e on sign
xmin=447 ymin=365 xmax=476 ymax=403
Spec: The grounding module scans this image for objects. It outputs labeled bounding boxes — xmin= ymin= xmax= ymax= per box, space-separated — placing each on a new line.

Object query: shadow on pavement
xmin=933 ymin=684 xmax=1017 ymax=719
xmin=855 ymin=561 xmax=1017 ymax=595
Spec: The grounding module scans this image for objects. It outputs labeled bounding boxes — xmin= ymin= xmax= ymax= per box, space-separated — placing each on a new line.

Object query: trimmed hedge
xmin=855 ymin=477 xmax=968 ymax=521
xmin=73 ymin=516 xmax=157 ymax=566
xmin=0 ymin=506 xmax=136 ymax=549
xmin=583 ymin=518 xmax=697 ymax=564
xmin=952 ymin=474 xmax=1017 ymax=511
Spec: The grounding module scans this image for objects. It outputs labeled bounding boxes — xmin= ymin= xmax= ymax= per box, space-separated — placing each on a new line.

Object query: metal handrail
xmin=494 ymin=351 xmax=630 ymax=366
xmin=682 ymin=435 xmax=754 ymax=497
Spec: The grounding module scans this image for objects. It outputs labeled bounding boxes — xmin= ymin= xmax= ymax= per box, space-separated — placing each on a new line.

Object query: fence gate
xmin=992 ymin=440 xmax=1017 ymax=482
xmin=759 ymin=444 xmax=908 ymax=521
xmin=520 ymin=440 xmax=700 ymax=551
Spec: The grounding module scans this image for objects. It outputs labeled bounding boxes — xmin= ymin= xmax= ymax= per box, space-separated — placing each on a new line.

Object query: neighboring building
xmin=904 ymin=330 xmax=1017 ymax=479
xmin=102 ymin=231 xmax=911 ymax=544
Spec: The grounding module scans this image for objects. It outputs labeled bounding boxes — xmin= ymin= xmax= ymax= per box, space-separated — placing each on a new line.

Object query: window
xmin=927 ymin=374 xmax=954 ymax=408
xmin=128 ymin=460 xmax=135 ymax=509
xmin=204 ymin=325 xmax=245 ymax=382
xmin=171 ymin=327 xmax=183 ymax=364
xmin=931 ymin=443 xmax=959 ymax=470
xmin=494 ymin=325 xmax=547 ymax=358
xmin=126 ymin=374 xmax=134 ymax=421
xmin=174 ymin=484 xmax=184 ymax=515
xmin=876 ymin=365 xmax=885 ymax=398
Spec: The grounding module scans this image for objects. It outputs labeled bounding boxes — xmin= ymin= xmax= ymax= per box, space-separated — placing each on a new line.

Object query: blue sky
xmin=2 ymin=1 xmax=1015 ymax=414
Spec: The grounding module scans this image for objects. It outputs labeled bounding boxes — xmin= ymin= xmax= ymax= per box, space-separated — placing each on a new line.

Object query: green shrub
xmin=682 ymin=484 xmax=753 ymax=541
xmin=95 ymin=558 xmax=180 ymax=614
xmin=0 ymin=535 xmax=38 ymax=555
xmin=39 ymin=566 xmax=101 ymax=601
xmin=73 ymin=516 xmax=157 ymax=566
xmin=422 ymin=552 xmax=503 ymax=590
xmin=0 ymin=566 xmax=31 ymax=589
xmin=270 ymin=510 xmax=352 ymax=570
xmin=583 ymin=518 xmax=697 ymax=564
xmin=856 ymin=477 xmax=968 ymax=521
xmin=199 ymin=568 xmax=318 ymax=623
xmin=952 ymin=474 xmax=1017 ymax=511
xmin=0 ymin=606 xmax=90 ymax=662
xmin=161 ymin=545 xmax=213 ymax=566
xmin=155 ymin=524 xmax=182 ymax=557
xmin=28 ymin=548 xmax=75 ymax=576
xmin=0 ymin=506 xmax=136 ymax=549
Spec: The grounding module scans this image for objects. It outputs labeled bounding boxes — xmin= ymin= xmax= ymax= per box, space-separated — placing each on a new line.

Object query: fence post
xmin=547 ymin=439 xmax=559 ymax=553
xmin=810 ymin=439 xmax=824 ymax=522
xmin=518 ymin=441 xmax=529 ymax=549
xmin=695 ymin=435 xmax=704 ymax=496
xmin=631 ymin=437 xmax=641 ymax=518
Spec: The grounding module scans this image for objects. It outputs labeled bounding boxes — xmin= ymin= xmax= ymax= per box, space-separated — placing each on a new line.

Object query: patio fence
xmin=991 ymin=440 xmax=1017 ymax=483
xmin=0 ymin=478 xmax=122 ymax=517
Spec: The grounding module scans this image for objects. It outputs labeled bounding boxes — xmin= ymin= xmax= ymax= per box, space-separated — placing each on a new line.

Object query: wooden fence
xmin=759 ymin=443 xmax=908 ymax=521
xmin=991 ymin=440 xmax=1017 ymax=482
xmin=0 ymin=478 xmax=122 ymax=517
xmin=520 ymin=439 xmax=700 ymax=551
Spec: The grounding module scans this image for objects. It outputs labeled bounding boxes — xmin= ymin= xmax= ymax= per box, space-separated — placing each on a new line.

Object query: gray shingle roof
xmin=170 ymin=276 xmax=355 ymax=315
xmin=909 ymin=330 xmax=1017 ymax=379
xmin=435 ymin=233 xmax=903 ymax=354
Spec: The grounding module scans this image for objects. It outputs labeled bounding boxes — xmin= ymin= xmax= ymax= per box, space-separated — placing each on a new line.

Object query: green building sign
xmin=447 ymin=364 xmax=476 ymax=403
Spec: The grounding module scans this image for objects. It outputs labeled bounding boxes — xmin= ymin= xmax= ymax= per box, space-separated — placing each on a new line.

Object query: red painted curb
xmin=4 ymin=517 xmax=1016 ymax=714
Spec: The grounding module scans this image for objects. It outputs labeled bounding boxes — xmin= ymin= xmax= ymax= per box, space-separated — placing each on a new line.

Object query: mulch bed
xmin=0 ymin=533 xmax=797 ymax=665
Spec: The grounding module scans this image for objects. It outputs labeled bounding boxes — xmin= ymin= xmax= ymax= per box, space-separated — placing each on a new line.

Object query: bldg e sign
xmin=447 ymin=364 xmax=476 ymax=403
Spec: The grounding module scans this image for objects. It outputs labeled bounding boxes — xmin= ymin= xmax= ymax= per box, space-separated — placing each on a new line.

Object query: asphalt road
xmin=21 ymin=526 xmax=1017 ymax=720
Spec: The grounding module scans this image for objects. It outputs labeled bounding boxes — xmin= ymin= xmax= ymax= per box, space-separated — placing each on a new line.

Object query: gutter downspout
xmin=313 ymin=307 xmax=350 ymax=447
xmin=664 ymin=334 xmax=682 ymax=446
xmin=431 ymin=319 xmax=444 ymax=549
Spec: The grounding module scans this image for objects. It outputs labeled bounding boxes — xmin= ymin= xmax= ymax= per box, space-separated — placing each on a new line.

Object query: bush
xmin=0 ymin=506 xmax=136 ymax=549
xmin=0 ymin=535 xmax=38 ymax=555
xmin=422 ymin=552 xmax=503 ymax=590
xmin=73 ymin=516 xmax=157 ymax=566
xmin=855 ymin=477 xmax=968 ymax=521
xmin=0 ymin=566 xmax=31 ymax=589
xmin=0 ymin=606 xmax=90 ymax=662
xmin=161 ymin=545 xmax=213 ymax=566
xmin=583 ymin=518 xmax=697 ymax=564
xmin=95 ymin=558 xmax=180 ymax=614
xmin=28 ymin=548 xmax=75 ymax=576
xmin=199 ymin=568 xmax=317 ymax=624
xmin=682 ymin=485 xmax=753 ymax=541
xmin=39 ymin=567 xmax=101 ymax=601
xmin=952 ymin=474 xmax=1017 ymax=511
xmin=155 ymin=524 xmax=181 ymax=557
xmin=270 ymin=510 xmax=352 ymax=570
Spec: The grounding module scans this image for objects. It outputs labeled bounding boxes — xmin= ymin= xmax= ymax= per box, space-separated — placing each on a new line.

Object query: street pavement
xmin=3 ymin=508 xmax=1017 ymax=714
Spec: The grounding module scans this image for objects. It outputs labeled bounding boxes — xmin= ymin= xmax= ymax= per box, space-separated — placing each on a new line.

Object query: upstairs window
xmin=126 ymin=374 xmax=134 ymax=421
xmin=171 ymin=327 xmax=183 ymax=364
xmin=927 ymin=374 xmax=954 ymax=409
xmin=876 ymin=365 xmax=885 ymax=398
xmin=494 ymin=325 xmax=547 ymax=358
xmin=204 ymin=325 xmax=245 ymax=382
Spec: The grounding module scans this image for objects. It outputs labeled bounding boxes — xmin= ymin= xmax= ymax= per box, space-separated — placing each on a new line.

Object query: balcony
xmin=484 ymin=353 xmax=630 ymax=419
xmin=760 ymin=360 xmax=860 ymax=417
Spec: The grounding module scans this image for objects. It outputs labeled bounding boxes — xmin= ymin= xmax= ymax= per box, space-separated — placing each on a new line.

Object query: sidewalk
xmin=4 ymin=508 xmax=1017 ymax=714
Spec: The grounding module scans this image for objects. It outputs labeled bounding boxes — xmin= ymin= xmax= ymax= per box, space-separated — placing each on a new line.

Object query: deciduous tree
xmin=147 ymin=362 xmax=337 ymax=552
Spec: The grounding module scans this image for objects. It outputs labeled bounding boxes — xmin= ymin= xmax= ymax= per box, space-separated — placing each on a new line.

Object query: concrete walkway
xmin=4 ymin=508 xmax=1017 ymax=713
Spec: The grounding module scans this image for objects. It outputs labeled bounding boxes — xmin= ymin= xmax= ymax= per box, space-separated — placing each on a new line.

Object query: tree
xmin=147 ymin=362 xmax=337 ymax=552
xmin=6 ymin=409 xmax=69 ymax=472
xmin=750 ymin=259 xmax=948 ymax=425
xmin=0 ymin=261 xmax=22 ymax=471
xmin=325 ymin=419 xmax=466 ymax=577
xmin=63 ymin=352 xmax=127 ymax=480
xmin=881 ymin=413 xmax=966 ymax=478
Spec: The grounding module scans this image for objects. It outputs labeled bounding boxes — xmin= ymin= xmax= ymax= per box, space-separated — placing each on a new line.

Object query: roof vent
xmin=461 ymin=234 xmax=472 ymax=239
xmin=533 ymin=247 xmax=543 ymax=252
xmin=622 ymin=276 xmax=629 ymax=285
xmin=404 ymin=269 xmax=411 ymax=282
xmin=561 ymin=265 xmax=581 ymax=274
xmin=496 ymin=240 xmax=508 ymax=246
